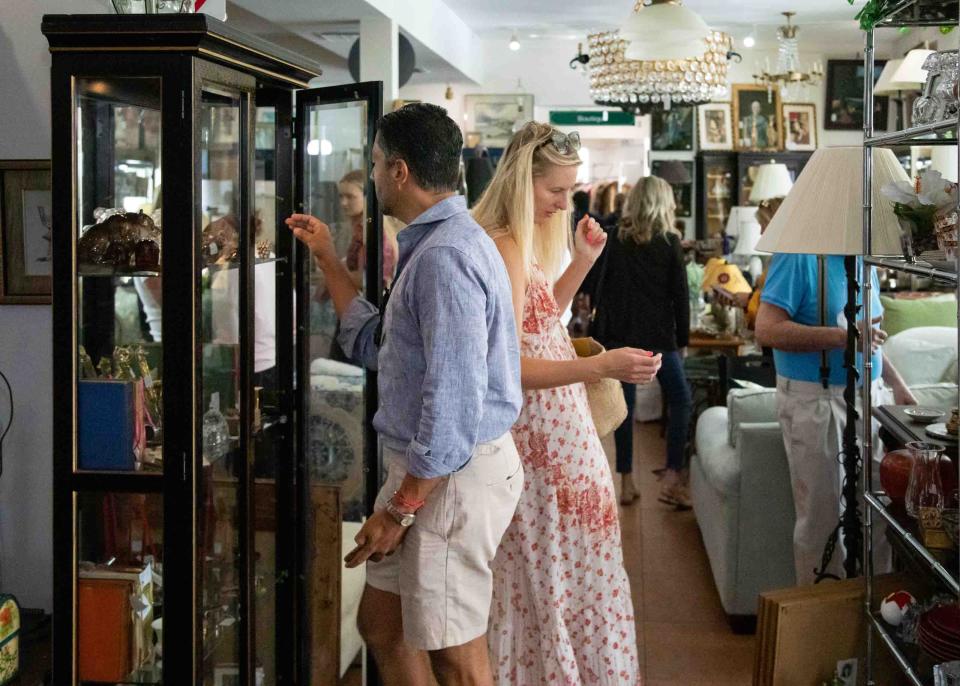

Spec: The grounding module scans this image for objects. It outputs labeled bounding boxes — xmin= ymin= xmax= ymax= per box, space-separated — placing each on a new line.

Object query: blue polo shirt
xmin=761 ymin=253 xmax=883 ymax=386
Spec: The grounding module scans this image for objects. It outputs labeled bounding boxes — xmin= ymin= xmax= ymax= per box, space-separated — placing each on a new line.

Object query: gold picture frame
xmin=0 ymin=160 xmax=52 ymax=304
xmin=732 ymin=84 xmax=782 ymax=152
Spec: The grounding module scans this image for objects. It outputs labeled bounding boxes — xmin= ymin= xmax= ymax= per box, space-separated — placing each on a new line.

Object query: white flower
xmin=881 ymin=179 xmax=920 ymax=207
xmin=917 ymin=169 xmax=957 ymax=209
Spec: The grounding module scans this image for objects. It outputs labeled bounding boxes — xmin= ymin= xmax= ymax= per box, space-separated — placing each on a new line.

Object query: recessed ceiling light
xmin=743 ymin=35 xmax=755 ymax=48
xmin=509 ymin=32 xmax=521 ymax=51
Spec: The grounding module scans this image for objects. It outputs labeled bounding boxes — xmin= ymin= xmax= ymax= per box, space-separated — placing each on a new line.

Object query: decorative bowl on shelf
xmin=927 ymin=423 xmax=960 ymax=443
xmin=905 ymin=407 xmax=947 ymax=425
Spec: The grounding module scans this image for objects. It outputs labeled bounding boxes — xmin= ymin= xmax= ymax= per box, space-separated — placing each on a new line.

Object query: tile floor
xmin=608 ymin=421 xmax=756 ymax=685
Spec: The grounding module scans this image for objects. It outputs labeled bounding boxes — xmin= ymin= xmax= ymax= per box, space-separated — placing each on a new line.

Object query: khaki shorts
xmin=366 ymin=433 xmax=523 ymax=651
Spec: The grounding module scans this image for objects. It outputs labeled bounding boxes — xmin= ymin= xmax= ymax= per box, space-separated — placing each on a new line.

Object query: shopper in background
xmin=756 ymin=255 xmax=915 ymax=585
xmin=289 ymin=103 xmax=523 ymax=686
xmin=474 ymin=121 xmax=657 ymax=685
xmin=593 ymin=176 xmax=692 ymax=508
xmin=713 ymin=196 xmax=784 ymax=330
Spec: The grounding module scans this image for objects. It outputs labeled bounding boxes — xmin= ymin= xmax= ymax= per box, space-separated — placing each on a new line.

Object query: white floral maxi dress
xmin=488 ymin=265 xmax=641 ymax=685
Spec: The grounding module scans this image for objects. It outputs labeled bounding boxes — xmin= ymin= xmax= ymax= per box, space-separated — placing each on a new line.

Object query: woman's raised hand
xmin=573 ymin=215 xmax=607 ymax=264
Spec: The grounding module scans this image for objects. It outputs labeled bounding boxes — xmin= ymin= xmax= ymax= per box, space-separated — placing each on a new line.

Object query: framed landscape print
xmin=464 ymin=94 xmax=534 ymax=148
xmin=651 ymin=106 xmax=695 ymax=151
xmin=733 ymin=84 xmax=782 ymax=151
xmin=782 ymin=103 xmax=818 ymax=151
xmin=698 ymin=103 xmax=734 ymax=150
xmin=825 ymin=59 xmax=889 ymax=131
xmin=0 ymin=160 xmax=52 ymax=304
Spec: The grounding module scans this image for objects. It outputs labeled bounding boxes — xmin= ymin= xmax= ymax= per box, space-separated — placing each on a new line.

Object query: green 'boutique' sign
xmin=549 ymin=110 xmax=636 ymax=126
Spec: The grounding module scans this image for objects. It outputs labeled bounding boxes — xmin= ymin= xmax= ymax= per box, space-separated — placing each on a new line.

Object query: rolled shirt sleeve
xmin=404 ymin=247 xmax=489 ymax=479
xmin=337 ymin=296 xmax=381 ymax=371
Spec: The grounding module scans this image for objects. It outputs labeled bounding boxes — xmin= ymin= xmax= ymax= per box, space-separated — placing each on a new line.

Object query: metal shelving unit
xmin=861 ymin=3 xmax=960 ymax=684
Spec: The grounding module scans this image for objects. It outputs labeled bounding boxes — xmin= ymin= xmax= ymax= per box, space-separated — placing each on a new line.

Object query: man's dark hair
xmin=378 ymin=103 xmax=463 ymax=192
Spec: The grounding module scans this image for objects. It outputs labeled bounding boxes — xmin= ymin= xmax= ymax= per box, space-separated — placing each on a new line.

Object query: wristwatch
xmin=385 ymin=497 xmax=417 ymax=528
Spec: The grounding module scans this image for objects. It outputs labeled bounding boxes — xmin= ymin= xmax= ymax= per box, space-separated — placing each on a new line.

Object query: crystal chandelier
xmin=753 ymin=12 xmax=824 ymax=100
xmin=588 ymin=29 xmax=733 ymax=114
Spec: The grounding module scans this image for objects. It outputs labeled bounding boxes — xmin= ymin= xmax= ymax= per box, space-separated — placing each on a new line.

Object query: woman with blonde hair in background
xmin=592 ymin=176 xmax=692 ymax=509
xmin=474 ymin=121 xmax=659 ymax=685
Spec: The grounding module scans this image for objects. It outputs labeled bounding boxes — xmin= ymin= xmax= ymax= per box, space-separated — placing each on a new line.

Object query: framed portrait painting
xmin=464 ymin=94 xmax=535 ymax=148
xmin=733 ymin=85 xmax=782 ymax=151
xmin=781 ymin=103 xmax=818 ymax=151
xmin=698 ymin=103 xmax=733 ymax=150
xmin=825 ymin=59 xmax=889 ymax=131
xmin=0 ymin=160 xmax=52 ymax=304
xmin=651 ymin=106 xmax=695 ymax=151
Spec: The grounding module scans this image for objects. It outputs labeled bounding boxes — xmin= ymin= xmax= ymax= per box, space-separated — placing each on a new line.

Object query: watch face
xmin=400 ymin=513 xmax=416 ymax=527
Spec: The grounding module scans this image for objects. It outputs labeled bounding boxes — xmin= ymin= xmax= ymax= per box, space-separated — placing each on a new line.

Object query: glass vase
xmin=905 ymin=441 xmax=945 ymax=522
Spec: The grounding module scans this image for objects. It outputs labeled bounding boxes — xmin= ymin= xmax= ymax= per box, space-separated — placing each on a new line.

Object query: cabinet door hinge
xmin=181 ymin=451 xmax=188 ymax=482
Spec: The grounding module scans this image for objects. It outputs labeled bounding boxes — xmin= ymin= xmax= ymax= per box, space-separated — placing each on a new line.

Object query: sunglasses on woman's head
xmin=549 ymin=131 xmax=581 ymax=154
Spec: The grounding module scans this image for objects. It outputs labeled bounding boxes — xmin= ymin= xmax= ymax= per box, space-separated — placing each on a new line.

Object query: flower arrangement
xmin=881 ymin=169 xmax=958 ymax=259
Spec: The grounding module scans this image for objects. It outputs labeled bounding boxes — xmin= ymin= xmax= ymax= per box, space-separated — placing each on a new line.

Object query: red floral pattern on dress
xmin=489 ymin=265 xmax=641 ymax=685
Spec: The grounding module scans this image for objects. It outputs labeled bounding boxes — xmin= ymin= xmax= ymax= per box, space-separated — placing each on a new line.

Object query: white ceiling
xmin=443 ymin=0 xmax=866 ymax=49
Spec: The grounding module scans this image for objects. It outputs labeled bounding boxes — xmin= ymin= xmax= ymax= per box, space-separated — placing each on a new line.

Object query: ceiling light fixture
xmin=621 ymin=0 xmax=711 ymax=61
xmin=753 ymin=12 xmax=823 ymax=99
xmin=587 ymin=27 xmax=733 ymax=113
xmin=509 ymin=32 xmax=521 ymax=51
xmin=743 ymin=33 xmax=755 ymax=48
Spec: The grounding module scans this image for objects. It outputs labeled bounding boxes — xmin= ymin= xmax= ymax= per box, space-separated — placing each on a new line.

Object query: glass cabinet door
xmin=72 ymin=75 xmax=165 ymax=686
xmin=295 ymin=82 xmax=383 ymax=686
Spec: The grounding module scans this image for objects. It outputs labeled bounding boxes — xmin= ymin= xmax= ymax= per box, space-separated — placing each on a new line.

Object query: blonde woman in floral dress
xmin=473 ymin=122 xmax=661 ymax=685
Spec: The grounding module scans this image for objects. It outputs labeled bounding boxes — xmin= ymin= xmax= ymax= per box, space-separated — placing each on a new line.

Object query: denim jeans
xmin=614 ymin=350 xmax=692 ymax=474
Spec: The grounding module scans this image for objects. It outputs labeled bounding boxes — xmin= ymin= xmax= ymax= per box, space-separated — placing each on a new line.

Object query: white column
xmin=360 ymin=16 xmax=400 ymax=105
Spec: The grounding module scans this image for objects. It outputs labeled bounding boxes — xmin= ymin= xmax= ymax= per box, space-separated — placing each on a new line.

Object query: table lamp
xmin=754 ymin=145 xmax=909 ymax=580
xmin=749 ymin=162 xmax=793 ymax=204
xmin=702 ymin=262 xmax=752 ymax=295
xmin=730 ymin=208 xmax=765 ymax=280
xmin=875 ymin=51 xmax=931 ymax=129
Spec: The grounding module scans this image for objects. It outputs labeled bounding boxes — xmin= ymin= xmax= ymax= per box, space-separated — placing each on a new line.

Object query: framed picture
xmin=698 ymin=103 xmax=734 ymax=150
xmin=651 ymin=159 xmax=694 ymax=218
xmin=651 ymin=106 xmax=695 ymax=151
xmin=464 ymin=94 xmax=535 ymax=148
xmin=825 ymin=59 xmax=889 ymax=131
xmin=733 ymin=84 xmax=782 ymax=151
xmin=781 ymin=103 xmax=818 ymax=151
xmin=0 ymin=160 xmax=52 ymax=304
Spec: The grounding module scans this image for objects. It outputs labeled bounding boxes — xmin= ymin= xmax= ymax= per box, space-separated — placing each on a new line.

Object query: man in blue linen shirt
xmin=756 ymin=253 xmax=915 ymax=584
xmin=287 ymin=103 xmax=522 ymax=685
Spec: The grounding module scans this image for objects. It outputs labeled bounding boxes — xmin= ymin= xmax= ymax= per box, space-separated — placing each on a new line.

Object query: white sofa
xmin=691 ymin=326 xmax=958 ymax=630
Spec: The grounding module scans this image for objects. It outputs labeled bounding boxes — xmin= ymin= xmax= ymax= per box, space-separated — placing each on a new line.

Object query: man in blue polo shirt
xmin=756 ymin=253 xmax=915 ymax=584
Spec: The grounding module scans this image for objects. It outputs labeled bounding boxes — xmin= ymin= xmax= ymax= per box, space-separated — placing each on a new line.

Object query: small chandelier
xmin=752 ymin=12 xmax=823 ymax=100
xmin=588 ymin=29 xmax=733 ymax=114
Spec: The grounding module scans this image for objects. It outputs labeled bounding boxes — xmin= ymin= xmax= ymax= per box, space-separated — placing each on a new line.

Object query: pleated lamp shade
xmin=755 ymin=146 xmax=909 ymax=256
xmin=749 ymin=163 xmax=794 ymax=203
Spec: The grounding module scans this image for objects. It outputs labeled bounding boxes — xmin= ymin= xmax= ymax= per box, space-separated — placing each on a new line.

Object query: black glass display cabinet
xmin=43 ymin=14 xmax=384 ymax=686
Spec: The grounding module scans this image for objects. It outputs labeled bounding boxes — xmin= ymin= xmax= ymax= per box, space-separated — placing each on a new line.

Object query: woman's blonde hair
xmin=472 ymin=122 xmax=580 ymax=280
xmin=619 ymin=176 xmax=678 ymax=245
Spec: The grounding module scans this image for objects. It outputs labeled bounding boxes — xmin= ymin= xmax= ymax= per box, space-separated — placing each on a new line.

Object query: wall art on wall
xmin=733 ymin=84 xmax=782 ymax=151
xmin=651 ymin=106 xmax=695 ymax=151
xmin=464 ymin=94 xmax=535 ymax=148
xmin=782 ymin=103 xmax=818 ymax=151
xmin=825 ymin=59 xmax=889 ymax=131
xmin=698 ymin=103 xmax=734 ymax=151
xmin=0 ymin=160 xmax=52 ymax=304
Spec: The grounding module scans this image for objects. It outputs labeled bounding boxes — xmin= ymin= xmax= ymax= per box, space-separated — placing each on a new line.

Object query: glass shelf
xmin=869 ymin=614 xmax=929 ymax=686
xmin=864 ymin=256 xmax=958 ymax=284
xmin=876 ymin=0 xmax=959 ymax=27
xmin=866 ymin=493 xmax=960 ymax=594
xmin=78 ymin=268 xmax=161 ymax=279
xmin=865 ymin=119 xmax=959 ymax=148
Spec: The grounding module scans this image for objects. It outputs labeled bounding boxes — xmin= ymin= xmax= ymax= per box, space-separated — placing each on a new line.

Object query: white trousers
xmin=775 ymin=376 xmax=892 ymax=586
